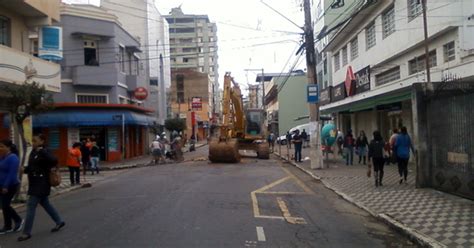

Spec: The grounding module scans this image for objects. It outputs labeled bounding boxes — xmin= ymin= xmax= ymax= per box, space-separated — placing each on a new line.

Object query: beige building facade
xmin=0 ymin=0 xmax=61 ymax=141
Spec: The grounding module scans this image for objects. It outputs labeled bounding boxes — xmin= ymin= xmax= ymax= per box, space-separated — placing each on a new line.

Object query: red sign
xmin=191 ymin=97 xmax=202 ymax=110
xmin=134 ymin=87 xmax=148 ymax=100
xmin=345 ymin=66 xmax=356 ymax=97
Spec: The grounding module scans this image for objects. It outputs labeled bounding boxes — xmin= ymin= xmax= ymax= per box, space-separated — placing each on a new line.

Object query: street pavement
xmin=0 ymin=146 xmax=415 ymax=248
xmin=275 ymin=144 xmax=474 ymax=248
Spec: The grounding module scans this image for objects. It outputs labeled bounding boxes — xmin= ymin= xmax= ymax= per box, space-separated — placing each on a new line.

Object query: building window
xmin=375 ymin=66 xmax=401 ymax=86
xmin=408 ymin=0 xmax=422 ymax=21
xmin=176 ymin=74 xmax=185 ymax=103
xmin=382 ymin=5 xmax=395 ymax=39
xmin=183 ymin=58 xmax=189 ymax=63
xmin=175 ymin=28 xmax=195 ymax=33
xmin=323 ymin=58 xmax=327 ymax=74
xmin=179 ymin=38 xmax=193 ymax=43
xmin=77 ymin=94 xmax=108 ymax=104
xmin=366 ymin=21 xmax=376 ymax=50
xmin=119 ymin=46 xmax=125 ymax=72
xmin=443 ymin=41 xmax=455 ymax=62
xmin=342 ymin=47 xmax=348 ymax=66
xmin=350 ymin=37 xmax=358 ymax=60
xmin=182 ymin=47 xmax=196 ymax=53
xmin=0 ymin=15 xmax=10 ymax=46
xmin=408 ymin=50 xmax=437 ymax=75
xmin=334 ymin=52 xmax=340 ymax=72
xmin=134 ymin=55 xmax=140 ymax=75
xmin=84 ymin=40 xmax=99 ymax=66
xmin=175 ymin=18 xmax=194 ymax=23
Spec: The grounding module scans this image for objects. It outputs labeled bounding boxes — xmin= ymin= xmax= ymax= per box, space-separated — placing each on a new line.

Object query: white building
xmin=101 ymin=0 xmax=171 ymax=126
xmin=164 ymin=7 xmax=220 ymax=120
xmin=320 ymin=0 xmax=474 ymax=140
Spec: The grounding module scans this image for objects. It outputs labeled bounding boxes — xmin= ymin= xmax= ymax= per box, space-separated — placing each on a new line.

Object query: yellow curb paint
xmin=277 ymin=197 xmax=307 ymax=225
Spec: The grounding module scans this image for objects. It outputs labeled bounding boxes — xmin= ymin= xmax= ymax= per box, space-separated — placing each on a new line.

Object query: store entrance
xmin=79 ymin=127 xmax=107 ymax=161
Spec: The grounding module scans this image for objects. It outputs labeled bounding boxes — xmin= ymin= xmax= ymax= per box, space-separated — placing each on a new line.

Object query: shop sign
xmin=355 ymin=66 xmax=371 ymax=94
xmin=345 ymin=66 xmax=356 ymax=97
xmin=192 ymin=97 xmax=202 ymax=110
xmin=331 ymin=83 xmax=346 ymax=102
xmin=320 ymin=86 xmax=332 ymax=105
xmin=39 ymin=26 xmax=63 ymax=61
xmin=134 ymin=87 xmax=148 ymax=100
xmin=67 ymin=128 xmax=80 ymax=148
xmin=107 ymin=129 xmax=119 ymax=152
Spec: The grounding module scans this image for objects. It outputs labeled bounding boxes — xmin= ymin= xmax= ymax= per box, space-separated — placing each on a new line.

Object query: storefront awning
xmin=33 ymin=110 xmax=156 ymax=127
xmin=321 ymin=89 xmax=411 ymax=114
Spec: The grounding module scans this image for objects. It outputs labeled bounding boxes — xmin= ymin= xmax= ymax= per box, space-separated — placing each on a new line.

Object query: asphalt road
xmin=0 ymin=147 xmax=416 ymax=248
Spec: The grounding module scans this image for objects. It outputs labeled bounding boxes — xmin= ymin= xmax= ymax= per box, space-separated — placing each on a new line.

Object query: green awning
xmin=321 ymin=89 xmax=411 ymax=114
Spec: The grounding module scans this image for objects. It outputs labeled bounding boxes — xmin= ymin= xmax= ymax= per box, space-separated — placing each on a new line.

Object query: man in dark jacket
xmin=18 ymin=134 xmax=65 ymax=241
xmin=292 ymin=130 xmax=303 ymax=162
xmin=80 ymin=139 xmax=91 ymax=175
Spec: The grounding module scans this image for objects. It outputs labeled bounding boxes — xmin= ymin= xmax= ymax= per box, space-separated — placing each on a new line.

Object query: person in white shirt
xmin=150 ymin=139 xmax=163 ymax=164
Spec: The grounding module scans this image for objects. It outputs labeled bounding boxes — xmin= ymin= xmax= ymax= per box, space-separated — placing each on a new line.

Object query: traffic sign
xmin=307 ymin=84 xmax=319 ymax=103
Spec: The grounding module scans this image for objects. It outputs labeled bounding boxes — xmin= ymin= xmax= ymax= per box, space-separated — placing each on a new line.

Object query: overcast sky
xmin=63 ymin=0 xmax=306 ymax=91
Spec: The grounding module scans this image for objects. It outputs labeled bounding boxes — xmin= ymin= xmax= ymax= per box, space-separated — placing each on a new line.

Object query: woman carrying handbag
xmin=18 ymin=134 xmax=65 ymax=242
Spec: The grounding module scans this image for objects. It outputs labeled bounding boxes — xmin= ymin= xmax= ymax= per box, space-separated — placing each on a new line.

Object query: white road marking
xmin=256 ymin=226 xmax=266 ymax=242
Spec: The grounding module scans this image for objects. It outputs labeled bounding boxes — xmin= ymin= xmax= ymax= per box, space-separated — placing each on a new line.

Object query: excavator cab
xmin=245 ymin=109 xmax=265 ymax=136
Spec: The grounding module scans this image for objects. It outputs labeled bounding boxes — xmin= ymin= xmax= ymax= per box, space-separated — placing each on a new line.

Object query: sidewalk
xmin=275 ymin=145 xmax=474 ymax=248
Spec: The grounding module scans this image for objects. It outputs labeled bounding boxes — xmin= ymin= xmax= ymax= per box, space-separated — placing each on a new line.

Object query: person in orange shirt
xmin=67 ymin=143 xmax=82 ymax=186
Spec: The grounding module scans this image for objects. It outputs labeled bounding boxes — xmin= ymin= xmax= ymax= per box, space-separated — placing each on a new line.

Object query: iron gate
xmin=425 ymin=82 xmax=474 ymax=199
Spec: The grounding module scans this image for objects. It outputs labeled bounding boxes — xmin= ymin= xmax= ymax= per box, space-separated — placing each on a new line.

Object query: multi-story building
xmin=321 ymin=0 xmax=474 ymax=138
xmin=170 ymin=68 xmax=211 ymax=140
xmin=247 ymin=84 xmax=262 ymax=109
xmin=33 ymin=4 xmax=154 ymax=164
xmin=312 ymin=0 xmax=362 ymax=91
xmin=101 ymin=0 xmax=171 ymax=128
xmin=0 ymin=0 xmax=61 ymax=142
xmin=319 ymin=0 xmax=474 ymax=197
xmin=164 ymin=7 xmax=220 ymax=121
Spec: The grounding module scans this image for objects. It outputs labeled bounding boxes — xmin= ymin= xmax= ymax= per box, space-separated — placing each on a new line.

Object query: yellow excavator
xmin=208 ymin=72 xmax=270 ymax=163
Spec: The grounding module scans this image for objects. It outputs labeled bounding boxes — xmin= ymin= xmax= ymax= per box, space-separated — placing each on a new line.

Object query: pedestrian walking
xmin=267 ymin=132 xmax=275 ymax=153
xmin=389 ymin=128 xmax=399 ymax=164
xmin=343 ymin=130 xmax=355 ymax=165
xmin=368 ymin=131 xmax=386 ymax=187
xmin=394 ymin=127 xmax=415 ymax=184
xmin=18 ymin=134 xmax=65 ymax=242
xmin=89 ymin=141 xmax=100 ymax=175
xmin=356 ymin=131 xmax=369 ymax=165
xmin=286 ymin=131 xmax=292 ymax=149
xmin=301 ymin=129 xmax=308 ymax=148
xmin=80 ymin=138 xmax=91 ymax=175
xmin=67 ymin=142 xmax=82 ymax=186
xmin=0 ymin=140 xmax=23 ymax=234
xmin=293 ymin=130 xmax=303 ymax=162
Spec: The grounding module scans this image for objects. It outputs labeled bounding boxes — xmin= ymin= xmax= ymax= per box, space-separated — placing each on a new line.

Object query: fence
xmin=413 ymin=81 xmax=474 ymax=200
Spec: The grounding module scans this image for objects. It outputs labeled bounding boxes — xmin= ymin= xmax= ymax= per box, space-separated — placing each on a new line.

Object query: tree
xmin=164 ymin=118 xmax=186 ymax=132
xmin=1 ymin=81 xmax=53 ymax=198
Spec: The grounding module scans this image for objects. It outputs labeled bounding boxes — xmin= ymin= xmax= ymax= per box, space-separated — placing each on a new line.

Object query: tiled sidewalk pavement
xmin=274 ymin=145 xmax=474 ymax=248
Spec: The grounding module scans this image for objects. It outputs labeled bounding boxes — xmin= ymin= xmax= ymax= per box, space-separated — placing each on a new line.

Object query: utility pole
xmin=303 ymin=0 xmax=323 ymax=169
xmin=422 ymin=0 xmax=431 ymax=86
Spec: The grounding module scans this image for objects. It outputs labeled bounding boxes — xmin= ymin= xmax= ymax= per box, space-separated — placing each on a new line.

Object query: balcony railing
xmin=0 ymin=44 xmax=60 ymax=92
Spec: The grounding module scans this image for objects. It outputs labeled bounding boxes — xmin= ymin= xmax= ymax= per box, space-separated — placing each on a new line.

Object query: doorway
xmin=80 ymin=127 xmax=107 ymax=161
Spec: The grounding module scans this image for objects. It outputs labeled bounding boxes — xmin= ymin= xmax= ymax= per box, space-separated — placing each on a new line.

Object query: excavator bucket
xmin=208 ymin=138 xmax=241 ymax=163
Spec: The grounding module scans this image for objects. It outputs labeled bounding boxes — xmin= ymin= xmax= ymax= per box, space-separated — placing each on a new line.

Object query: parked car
xmin=277 ymin=123 xmax=311 ymax=145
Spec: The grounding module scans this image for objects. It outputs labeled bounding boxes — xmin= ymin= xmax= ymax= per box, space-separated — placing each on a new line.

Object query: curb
xmin=274 ymin=153 xmax=446 ymax=248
